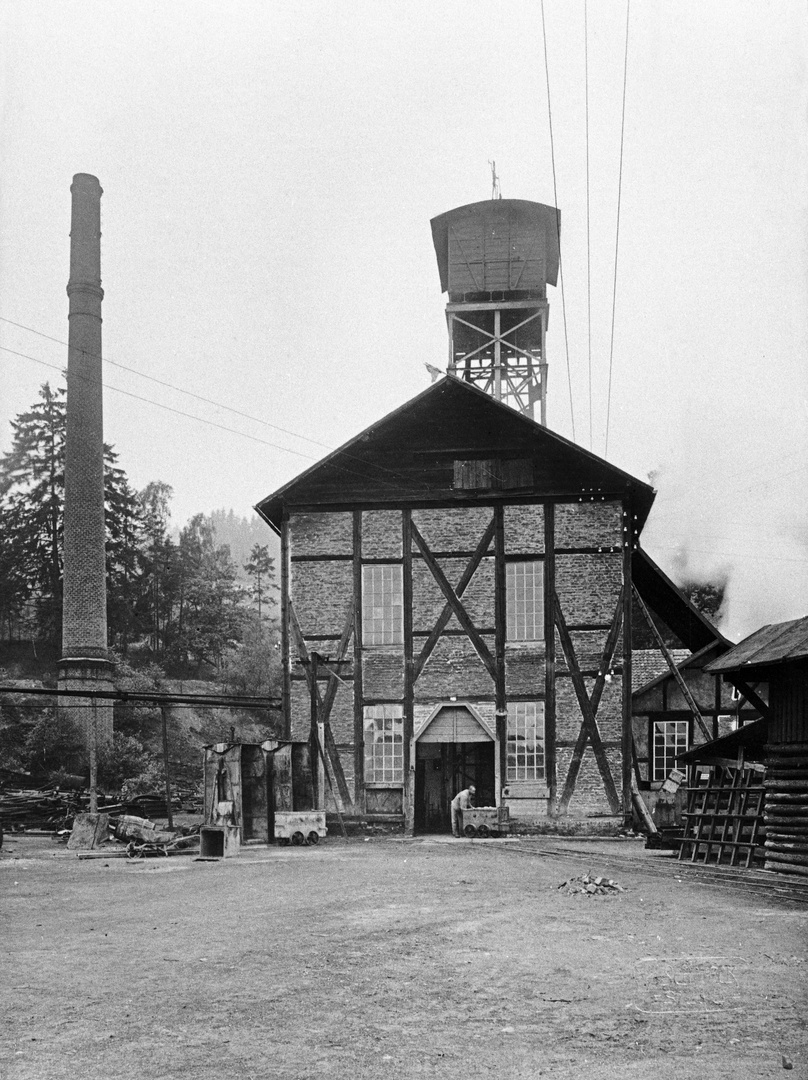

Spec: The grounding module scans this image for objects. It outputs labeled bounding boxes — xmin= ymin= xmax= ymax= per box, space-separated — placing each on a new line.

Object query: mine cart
xmin=274 ymin=810 xmax=326 ymax=846
xmin=461 ymin=806 xmax=509 ymax=837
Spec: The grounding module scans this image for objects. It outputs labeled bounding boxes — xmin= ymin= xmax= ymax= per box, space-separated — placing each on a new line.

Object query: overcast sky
xmin=1 ymin=0 xmax=806 ymax=639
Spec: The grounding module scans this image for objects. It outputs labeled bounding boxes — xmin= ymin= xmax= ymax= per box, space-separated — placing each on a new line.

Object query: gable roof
xmin=632 ymin=548 xmax=728 ymax=653
xmin=255 ymin=375 xmax=655 ymax=532
xmin=706 ymin=616 xmax=808 ymax=675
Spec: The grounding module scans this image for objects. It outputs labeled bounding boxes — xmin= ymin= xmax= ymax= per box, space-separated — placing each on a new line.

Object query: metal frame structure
xmin=446 ymin=299 xmax=548 ymax=422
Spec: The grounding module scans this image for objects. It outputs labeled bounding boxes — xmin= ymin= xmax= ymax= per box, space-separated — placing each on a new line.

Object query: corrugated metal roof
xmin=706 ymin=616 xmax=808 ymax=673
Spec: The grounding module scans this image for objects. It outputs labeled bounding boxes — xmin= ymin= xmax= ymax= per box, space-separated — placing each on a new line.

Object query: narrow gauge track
xmin=503 ymin=840 xmax=808 ymax=906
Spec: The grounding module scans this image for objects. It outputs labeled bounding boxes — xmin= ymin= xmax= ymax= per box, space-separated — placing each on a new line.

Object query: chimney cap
xmin=71 ymin=173 xmax=103 ymax=194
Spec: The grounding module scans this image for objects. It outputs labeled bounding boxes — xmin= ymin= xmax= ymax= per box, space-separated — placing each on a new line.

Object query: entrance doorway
xmin=413 ymin=705 xmax=496 ymax=833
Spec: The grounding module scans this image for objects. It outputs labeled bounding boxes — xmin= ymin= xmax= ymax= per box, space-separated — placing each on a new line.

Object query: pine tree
xmin=244 ymin=543 xmax=277 ymax=620
xmin=173 ymin=514 xmax=245 ymax=670
xmin=0 ymin=381 xmax=145 ymax=651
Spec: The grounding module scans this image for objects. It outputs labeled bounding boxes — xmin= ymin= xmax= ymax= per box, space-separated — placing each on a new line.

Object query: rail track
xmin=504 ymin=839 xmax=808 ymax=906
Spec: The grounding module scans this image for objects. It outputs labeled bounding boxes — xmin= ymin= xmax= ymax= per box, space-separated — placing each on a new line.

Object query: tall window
xmin=506 ymin=702 xmax=545 ymax=781
xmin=362 ymin=564 xmax=403 ymax=645
xmin=506 ymin=560 xmax=544 ymax=641
xmin=652 ymin=720 xmax=689 ymax=781
xmin=364 ymin=705 xmax=404 ymax=783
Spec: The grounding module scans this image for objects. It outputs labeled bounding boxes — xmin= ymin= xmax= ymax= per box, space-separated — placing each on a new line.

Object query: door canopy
xmin=416 ymin=704 xmax=494 ymax=744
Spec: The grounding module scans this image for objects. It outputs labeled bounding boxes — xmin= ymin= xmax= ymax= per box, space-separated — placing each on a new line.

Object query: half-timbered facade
xmin=257 ymin=375 xmax=677 ymax=833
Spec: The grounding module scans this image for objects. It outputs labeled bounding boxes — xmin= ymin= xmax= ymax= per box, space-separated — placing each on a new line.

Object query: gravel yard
xmin=2 ymin=834 xmax=807 ymax=1079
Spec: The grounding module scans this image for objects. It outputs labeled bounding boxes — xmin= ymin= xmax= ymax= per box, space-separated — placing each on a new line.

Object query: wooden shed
xmin=255 ymin=375 xmax=715 ymax=835
xmin=706 ymin=617 xmax=808 ymax=877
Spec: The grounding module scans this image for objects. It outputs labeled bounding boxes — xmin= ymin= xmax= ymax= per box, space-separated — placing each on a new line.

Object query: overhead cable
xmin=585 ymin=0 xmax=593 ymax=450
xmin=540 ymin=0 xmax=577 ymax=443
xmin=604 ymin=0 xmax=631 ymax=458
xmin=0 ymin=343 xmax=432 ymax=494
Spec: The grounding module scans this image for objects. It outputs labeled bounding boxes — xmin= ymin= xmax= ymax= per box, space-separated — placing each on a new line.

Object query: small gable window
xmin=454 ymin=458 xmax=533 ymax=491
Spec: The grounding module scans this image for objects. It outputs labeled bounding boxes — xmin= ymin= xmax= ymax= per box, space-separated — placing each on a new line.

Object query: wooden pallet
xmin=679 ymin=767 xmax=765 ymax=868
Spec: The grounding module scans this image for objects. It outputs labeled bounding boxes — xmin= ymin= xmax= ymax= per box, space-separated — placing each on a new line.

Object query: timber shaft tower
xmin=430 ymin=199 xmax=559 ymax=422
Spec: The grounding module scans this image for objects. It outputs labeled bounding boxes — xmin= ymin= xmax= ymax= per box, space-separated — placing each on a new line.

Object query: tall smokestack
xmin=58 ymin=173 xmax=114 ymax=749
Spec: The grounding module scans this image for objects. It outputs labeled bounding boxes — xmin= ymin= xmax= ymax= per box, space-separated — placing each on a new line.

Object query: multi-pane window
xmin=364 ymin=705 xmax=404 ymax=783
xmin=652 ymin=720 xmax=689 ymax=781
xmin=506 ymin=560 xmax=544 ymax=641
xmin=362 ymin=564 xmax=403 ymax=645
xmin=506 ymin=702 xmax=545 ymax=781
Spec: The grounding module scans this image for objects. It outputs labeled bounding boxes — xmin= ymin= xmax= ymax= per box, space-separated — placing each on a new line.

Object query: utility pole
xmin=160 ymin=705 xmax=174 ymax=830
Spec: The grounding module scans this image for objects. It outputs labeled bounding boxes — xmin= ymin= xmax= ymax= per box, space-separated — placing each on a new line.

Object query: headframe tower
xmin=430 ymin=199 xmax=559 ymax=422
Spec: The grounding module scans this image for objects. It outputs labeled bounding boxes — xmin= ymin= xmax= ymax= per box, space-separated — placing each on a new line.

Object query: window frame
xmin=506 ymin=701 xmax=546 ymax=783
xmin=361 ymin=563 xmax=404 ymax=646
xmin=651 ymin=718 xmax=690 ymax=782
xmin=505 ymin=559 xmax=545 ymax=643
xmin=363 ymin=704 xmax=404 ymax=785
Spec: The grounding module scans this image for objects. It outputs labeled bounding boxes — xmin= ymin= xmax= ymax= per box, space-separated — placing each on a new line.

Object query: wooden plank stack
xmin=763 ymin=743 xmax=808 ymax=877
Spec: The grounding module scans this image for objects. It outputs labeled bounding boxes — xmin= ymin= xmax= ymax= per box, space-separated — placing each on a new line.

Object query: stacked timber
xmin=763 ymin=743 xmax=808 ymax=877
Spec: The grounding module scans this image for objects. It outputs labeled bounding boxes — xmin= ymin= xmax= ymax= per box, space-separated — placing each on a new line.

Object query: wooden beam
xmin=352 ymin=511 xmax=364 ymax=807
xmin=494 ymin=505 xmax=507 ymax=801
xmin=631 ymin=585 xmax=712 ymax=742
xmin=281 ymin=513 xmax=291 ymax=739
xmin=403 ymin=509 xmax=415 ymax=835
xmin=728 ymin=677 xmax=770 ymax=719
xmin=555 ymin=592 xmax=622 ymax=814
xmin=413 ymin=516 xmax=495 ymax=680
xmin=622 ymin=515 xmax=634 ymax=822
xmin=544 ymin=503 xmax=557 ymax=810
xmin=410 ymin=520 xmax=497 ymax=683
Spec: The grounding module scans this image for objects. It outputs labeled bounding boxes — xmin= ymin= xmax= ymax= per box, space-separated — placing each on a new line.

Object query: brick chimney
xmin=58 ymin=174 xmax=114 ymax=749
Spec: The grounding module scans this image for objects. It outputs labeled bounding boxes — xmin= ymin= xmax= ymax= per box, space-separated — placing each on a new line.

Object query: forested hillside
xmin=0 ymin=382 xmax=281 ymax=789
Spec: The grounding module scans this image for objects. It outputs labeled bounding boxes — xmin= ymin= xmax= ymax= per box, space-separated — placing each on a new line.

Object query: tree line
xmin=0 ymin=382 xmax=279 ymax=693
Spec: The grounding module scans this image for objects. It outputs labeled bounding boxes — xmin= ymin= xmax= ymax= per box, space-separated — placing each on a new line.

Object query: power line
xmin=604 ymin=0 xmax=631 ymax=458
xmin=648 ymin=456 xmax=808 ymax=515
xmin=585 ymin=0 xmax=593 ymax=450
xmin=540 ymin=0 xmax=576 ymax=443
xmin=1 ymin=343 xmax=436 ymax=494
xmin=0 ymin=344 xmax=321 ymax=463
xmin=650 ymin=544 xmax=808 ymax=566
xmin=1 ymin=315 xmax=436 ymax=494
xmin=0 ymin=315 xmax=332 ymax=453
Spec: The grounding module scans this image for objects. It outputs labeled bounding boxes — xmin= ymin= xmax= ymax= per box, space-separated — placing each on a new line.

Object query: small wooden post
xmin=161 ymin=704 xmax=174 ymax=830
xmin=89 ymin=697 xmax=98 ymax=814
xmin=309 ymin=651 xmax=320 ymax=808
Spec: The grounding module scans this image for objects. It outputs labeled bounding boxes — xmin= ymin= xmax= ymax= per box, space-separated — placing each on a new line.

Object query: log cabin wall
xmin=283 ymin=495 xmax=630 ymax=832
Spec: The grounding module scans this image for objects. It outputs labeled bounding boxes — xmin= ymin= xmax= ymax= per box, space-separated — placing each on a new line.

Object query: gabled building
xmin=255 ymin=374 xmax=722 ymax=834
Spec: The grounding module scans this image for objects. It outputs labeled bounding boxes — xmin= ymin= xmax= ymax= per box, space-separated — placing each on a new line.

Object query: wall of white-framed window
xmin=363 ymin=703 xmax=404 ymax=784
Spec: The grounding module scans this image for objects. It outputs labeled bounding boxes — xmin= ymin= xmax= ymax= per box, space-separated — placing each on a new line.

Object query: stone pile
xmin=557 ymin=871 xmax=625 ymax=896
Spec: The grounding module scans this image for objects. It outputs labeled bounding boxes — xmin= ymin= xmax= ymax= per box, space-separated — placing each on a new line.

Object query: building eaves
xmin=705 ymin=616 xmax=808 ymax=675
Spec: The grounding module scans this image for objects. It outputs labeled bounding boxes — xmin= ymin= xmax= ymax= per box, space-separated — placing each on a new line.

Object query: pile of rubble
xmin=557 ymin=871 xmax=625 ymax=896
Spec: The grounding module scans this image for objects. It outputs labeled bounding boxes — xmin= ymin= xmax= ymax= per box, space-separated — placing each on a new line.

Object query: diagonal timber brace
xmin=289 ymin=601 xmax=355 ymax=811
xmin=556 ymin=591 xmax=622 ymax=814
xmin=631 ymin=585 xmax=711 ymax=742
xmin=412 ymin=516 xmax=496 ymax=681
xmin=410 ymin=520 xmax=497 ymax=683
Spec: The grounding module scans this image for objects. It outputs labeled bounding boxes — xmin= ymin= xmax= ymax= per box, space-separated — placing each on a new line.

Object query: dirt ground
xmin=2 ymin=833 xmax=807 ymax=1080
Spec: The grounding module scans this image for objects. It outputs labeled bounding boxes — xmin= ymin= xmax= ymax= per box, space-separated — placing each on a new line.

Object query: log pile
xmin=0 ymin=787 xmax=195 ymax=832
xmin=0 ymin=789 xmax=124 ymax=831
xmin=764 ymin=743 xmax=808 ymax=878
